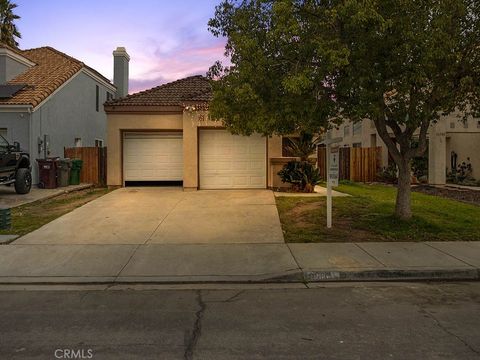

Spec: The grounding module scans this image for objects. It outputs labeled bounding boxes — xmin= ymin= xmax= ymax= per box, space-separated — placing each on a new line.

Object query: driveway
xmin=14 ymin=188 xmax=285 ymax=245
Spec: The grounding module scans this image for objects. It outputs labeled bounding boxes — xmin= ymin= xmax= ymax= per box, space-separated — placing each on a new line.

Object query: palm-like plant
xmin=0 ymin=0 xmax=21 ymax=48
xmin=283 ymin=131 xmax=320 ymax=162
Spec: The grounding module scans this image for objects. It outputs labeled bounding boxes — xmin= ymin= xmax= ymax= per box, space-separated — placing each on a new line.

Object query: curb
xmin=300 ymin=268 xmax=480 ymax=282
xmin=0 ymin=269 xmax=478 ymax=285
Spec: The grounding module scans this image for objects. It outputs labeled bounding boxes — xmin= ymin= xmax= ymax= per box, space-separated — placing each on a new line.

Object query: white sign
xmin=329 ymin=147 xmax=339 ymax=187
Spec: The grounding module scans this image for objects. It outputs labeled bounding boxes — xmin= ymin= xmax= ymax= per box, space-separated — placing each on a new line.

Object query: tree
xmin=208 ymin=0 xmax=480 ymax=220
xmin=0 ymin=0 xmax=21 ymax=48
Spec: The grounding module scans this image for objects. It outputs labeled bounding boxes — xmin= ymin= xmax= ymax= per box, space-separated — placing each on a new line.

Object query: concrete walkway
xmin=0 ymin=183 xmax=93 ymax=208
xmin=0 ymin=241 xmax=479 ymax=284
xmin=273 ymin=185 xmax=349 ymax=197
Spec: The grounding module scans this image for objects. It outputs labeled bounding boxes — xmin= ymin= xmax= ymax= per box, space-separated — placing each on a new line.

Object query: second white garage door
xmin=123 ymin=132 xmax=183 ymax=182
xmin=199 ymin=130 xmax=266 ymax=189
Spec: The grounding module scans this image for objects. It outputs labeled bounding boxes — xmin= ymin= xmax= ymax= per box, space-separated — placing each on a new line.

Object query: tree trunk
xmin=395 ymin=163 xmax=412 ymax=220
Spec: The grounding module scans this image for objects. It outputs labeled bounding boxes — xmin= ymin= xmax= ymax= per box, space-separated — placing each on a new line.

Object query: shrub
xmin=377 ymin=163 xmax=398 ymax=184
xmin=278 ymin=160 xmax=321 ymax=192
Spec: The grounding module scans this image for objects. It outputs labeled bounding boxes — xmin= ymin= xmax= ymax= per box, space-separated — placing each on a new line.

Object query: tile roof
xmin=106 ymin=75 xmax=212 ymax=109
xmin=0 ymin=44 xmax=113 ymax=108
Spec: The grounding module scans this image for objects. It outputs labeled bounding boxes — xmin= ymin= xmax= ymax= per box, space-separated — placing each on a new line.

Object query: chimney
xmin=113 ymin=47 xmax=130 ymax=98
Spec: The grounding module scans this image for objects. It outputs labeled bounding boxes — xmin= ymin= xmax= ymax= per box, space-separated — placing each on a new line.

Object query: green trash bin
xmin=69 ymin=159 xmax=83 ymax=185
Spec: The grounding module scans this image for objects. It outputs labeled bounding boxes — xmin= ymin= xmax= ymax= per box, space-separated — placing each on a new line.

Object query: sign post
xmin=321 ymin=134 xmax=342 ymax=229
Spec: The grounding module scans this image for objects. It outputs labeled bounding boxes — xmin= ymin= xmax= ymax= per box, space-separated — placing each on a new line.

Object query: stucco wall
xmin=0 ymin=56 xmax=30 ymax=83
xmin=29 ymin=71 xmax=112 ymax=183
xmin=0 ymin=111 xmax=30 ymax=146
xmin=446 ymin=133 xmax=480 ymax=179
xmin=107 ymin=113 xmax=184 ymax=186
xmin=106 ymin=110 xmax=283 ymax=190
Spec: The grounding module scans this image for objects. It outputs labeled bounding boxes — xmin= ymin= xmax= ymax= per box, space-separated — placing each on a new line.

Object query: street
xmin=0 ymin=282 xmax=479 ymax=359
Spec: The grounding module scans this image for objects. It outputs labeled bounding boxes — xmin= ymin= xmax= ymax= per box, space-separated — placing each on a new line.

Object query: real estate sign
xmin=329 ymin=147 xmax=339 ymax=187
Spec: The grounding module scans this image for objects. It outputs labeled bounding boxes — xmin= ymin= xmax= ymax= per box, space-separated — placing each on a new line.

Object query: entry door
xmin=199 ymin=130 xmax=266 ymax=189
xmin=123 ymin=132 xmax=183 ymax=182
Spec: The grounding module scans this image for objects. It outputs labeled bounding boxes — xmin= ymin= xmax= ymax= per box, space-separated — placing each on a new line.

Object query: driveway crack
xmin=184 ymin=290 xmax=206 ymax=360
xmin=145 ymin=197 xmax=185 ymax=244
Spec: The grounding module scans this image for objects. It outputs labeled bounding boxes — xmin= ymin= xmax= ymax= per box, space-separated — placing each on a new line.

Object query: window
xmin=95 ymin=85 xmax=99 ymax=112
xmin=477 ymin=120 xmax=480 ymax=129
xmin=106 ymin=91 xmax=113 ymax=102
xmin=353 ymin=122 xmax=362 ymax=136
xmin=0 ymin=128 xmax=7 ymax=139
xmin=74 ymin=138 xmax=82 ymax=147
xmin=463 ymin=121 xmax=468 ymax=129
xmin=344 ymin=126 xmax=350 ymax=137
xmin=95 ymin=139 xmax=104 ymax=147
xmin=450 ymin=122 xmax=455 ymax=129
xmin=353 ymin=142 xmax=362 ymax=148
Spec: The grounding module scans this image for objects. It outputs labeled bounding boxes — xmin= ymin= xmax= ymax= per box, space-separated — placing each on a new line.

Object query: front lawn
xmin=276 ymin=182 xmax=480 ymax=242
xmin=0 ymin=188 xmax=109 ymax=238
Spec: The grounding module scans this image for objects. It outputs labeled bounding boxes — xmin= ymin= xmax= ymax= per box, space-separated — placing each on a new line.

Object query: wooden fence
xmin=64 ymin=147 xmax=107 ymax=186
xmin=317 ymin=146 xmax=382 ymax=182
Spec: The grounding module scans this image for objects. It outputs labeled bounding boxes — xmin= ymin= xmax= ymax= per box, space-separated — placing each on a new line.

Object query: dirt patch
xmin=412 ymin=185 xmax=480 ymax=206
xmin=283 ymin=200 xmax=383 ymax=242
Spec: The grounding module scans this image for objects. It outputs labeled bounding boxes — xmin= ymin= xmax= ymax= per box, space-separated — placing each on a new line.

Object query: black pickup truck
xmin=0 ymin=134 xmax=32 ymax=194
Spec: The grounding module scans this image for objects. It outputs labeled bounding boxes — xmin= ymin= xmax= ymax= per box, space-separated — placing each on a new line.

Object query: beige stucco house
xmin=105 ymin=64 xmax=285 ymax=190
xmin=329 ymin=114 xmax=480 ymax=184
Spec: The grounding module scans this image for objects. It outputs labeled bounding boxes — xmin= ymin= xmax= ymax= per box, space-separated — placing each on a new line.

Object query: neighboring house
xmin=0 ymin=43 xmax=119 ymax=183
xmin=105 ymin=66 xmax=284 ymax=190
xmin=329 ymin=115 xmax=480 ymax=184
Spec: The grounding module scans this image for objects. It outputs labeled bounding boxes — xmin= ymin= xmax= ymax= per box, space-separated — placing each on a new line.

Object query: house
xmin=329 ymin=115 xmax=480 ymax=184
xmin=0 ymin=43 xmax=120 ymax=183
xmin=105 ymin=61 xmax=285 ymax=190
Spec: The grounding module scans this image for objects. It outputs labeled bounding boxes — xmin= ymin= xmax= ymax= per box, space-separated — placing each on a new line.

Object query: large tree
xmin=0 ymin=0 xmax=21 ymax=48
xmin=208 ymin=0 xmax=480 ymax=220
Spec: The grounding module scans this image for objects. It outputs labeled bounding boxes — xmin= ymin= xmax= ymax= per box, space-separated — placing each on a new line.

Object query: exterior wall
xmin=267 ymin=135 xmax=283 ymax=188
xmin=446 ymin=133 xmax=480 ymax=179
xmin=0 ymin=111 xmax=30 ymax=146
xmin=107 ymin=113 xmax=184 ymax=186
xmin=331 ymin=114 xmax=480 ymax=183
xmin=29 ymin=71 xmax=113 ymax=183
xmin=0 ymin=56 xmax=30 ymax=84
xmin=106 ymin=110 xmax=284 ymax=190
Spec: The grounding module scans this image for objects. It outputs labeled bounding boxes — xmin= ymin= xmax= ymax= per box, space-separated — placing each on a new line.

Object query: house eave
xmin=104 ymin=105 xmax=184 ymax=114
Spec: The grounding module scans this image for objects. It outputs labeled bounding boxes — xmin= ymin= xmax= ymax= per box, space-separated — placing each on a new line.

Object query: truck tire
xmin=14 ymin=168 xmax=32 ymax=194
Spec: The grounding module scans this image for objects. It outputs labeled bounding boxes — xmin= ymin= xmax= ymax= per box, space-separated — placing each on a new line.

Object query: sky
xmin=14 ymin=0 xmax=228 ymax=93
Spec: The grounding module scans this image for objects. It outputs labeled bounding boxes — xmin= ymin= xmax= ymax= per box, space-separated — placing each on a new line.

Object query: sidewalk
xmin=0 ymin=241 xmax=478 ymax=284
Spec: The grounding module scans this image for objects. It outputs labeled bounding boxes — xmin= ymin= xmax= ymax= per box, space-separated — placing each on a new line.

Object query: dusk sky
xmin=15 ymin=0 xmax=228 ymax=93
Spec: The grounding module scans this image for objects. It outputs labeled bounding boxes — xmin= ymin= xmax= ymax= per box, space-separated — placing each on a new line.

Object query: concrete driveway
xmin=14 ymin=188 xmax=285 ymax=245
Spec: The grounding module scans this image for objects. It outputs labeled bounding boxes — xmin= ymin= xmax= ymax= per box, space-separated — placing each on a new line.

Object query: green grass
xmin=276 ymin=182 xmax=480 ymax=242
xmin=0 ymin=188 xmax=110 ymax=238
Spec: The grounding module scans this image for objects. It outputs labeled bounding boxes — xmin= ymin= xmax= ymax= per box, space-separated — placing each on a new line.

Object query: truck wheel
xmin=14 ymin=168 xmax=32 ymax=194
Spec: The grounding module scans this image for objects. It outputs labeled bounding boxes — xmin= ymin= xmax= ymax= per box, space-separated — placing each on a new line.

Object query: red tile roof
xmin=0 ymin=44 xmax=113 ymax=108
xmin=106 ymin=75 xmax=212 ymax=109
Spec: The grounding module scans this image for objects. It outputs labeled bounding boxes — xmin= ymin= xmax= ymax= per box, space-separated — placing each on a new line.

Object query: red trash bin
xmin=37 ymin=158 xmax=59 ymax=189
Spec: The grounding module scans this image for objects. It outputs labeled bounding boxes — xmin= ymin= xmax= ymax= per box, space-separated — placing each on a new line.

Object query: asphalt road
xmin=0 ymin=282 xmax=479 ymax=360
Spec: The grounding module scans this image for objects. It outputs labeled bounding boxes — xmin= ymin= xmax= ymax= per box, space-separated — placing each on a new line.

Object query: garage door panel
xmin=199 ymin=130 xmax=266 ymax=189
xmin=124 ymin=133 xmax=183 ymax=182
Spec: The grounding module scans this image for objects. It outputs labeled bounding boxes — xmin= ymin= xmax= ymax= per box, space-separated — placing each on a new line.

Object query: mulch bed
xmin=412 ymin=185 xmax=480 ymax=206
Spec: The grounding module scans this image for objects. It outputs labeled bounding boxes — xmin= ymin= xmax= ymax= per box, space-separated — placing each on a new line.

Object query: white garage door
xmin=123 ymin=132 xmax=183 ymax=182
xmin=199 ymin=130 xmax=266 ymax=189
